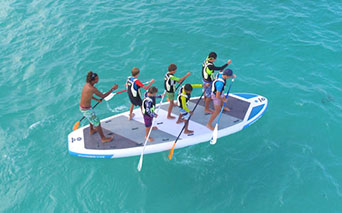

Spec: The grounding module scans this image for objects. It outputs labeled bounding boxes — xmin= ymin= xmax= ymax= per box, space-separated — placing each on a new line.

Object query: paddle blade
xmin=210 ymin=125 xmax=218 ymax=145
xmin=168 ymin=143 xmax=176 ymax=160
xmin=137 ymin=155 xmax=143 ymax=172
xmin=72 ymin=121 xmax=80 ymax=131
xmin=104 ymin=93 xmax=114 ymax=101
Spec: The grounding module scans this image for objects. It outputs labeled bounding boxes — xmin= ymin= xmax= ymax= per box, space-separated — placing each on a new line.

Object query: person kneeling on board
xmin=142 ymin=87 xmax=163 ymax=142
xmin=80 ymin=71 xmax=118 ymax=143
xmin=127 ymin=67 xmax=155 ymax=120
xmin=176 ymin=83 xmax=209 ymax=134
xmin=206 ymin=69 xmax=236 ymax=131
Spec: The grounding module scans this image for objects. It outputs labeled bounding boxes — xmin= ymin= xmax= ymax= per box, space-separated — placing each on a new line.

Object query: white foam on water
xmin=23 ymin=63 xmax=35 ymax=81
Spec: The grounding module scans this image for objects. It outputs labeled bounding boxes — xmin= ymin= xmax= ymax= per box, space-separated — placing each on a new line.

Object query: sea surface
xmin=1 ymin=0 xmax=342 ymax=212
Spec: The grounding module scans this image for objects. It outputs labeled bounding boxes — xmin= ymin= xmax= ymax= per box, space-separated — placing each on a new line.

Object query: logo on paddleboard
xmin=71 ymin=137 xmax=82 ymax=143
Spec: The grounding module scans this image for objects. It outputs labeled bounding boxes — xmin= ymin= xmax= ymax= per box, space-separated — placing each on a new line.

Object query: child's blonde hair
xmin=131 ymin=67 xmax=140 ymax=76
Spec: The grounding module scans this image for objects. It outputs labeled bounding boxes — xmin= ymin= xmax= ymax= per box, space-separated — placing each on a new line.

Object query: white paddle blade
xmin=137 ymin=155 xmax=143 ymax=172
xmin=210 ymin=125 xmax=219 ymax=145
xmin=104 ymin=93 xmax=114 ymax=101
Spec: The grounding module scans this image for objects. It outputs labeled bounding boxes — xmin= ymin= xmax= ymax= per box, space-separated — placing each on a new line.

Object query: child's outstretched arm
xmin=178 ymin=72 xmax=191 ymax=83
xmin=142 ymin=79 xmax=155 ymax=90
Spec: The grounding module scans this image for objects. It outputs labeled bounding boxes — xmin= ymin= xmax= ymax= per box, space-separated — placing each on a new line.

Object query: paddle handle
xmin=113 ymin=89 xmax=127 ymax=95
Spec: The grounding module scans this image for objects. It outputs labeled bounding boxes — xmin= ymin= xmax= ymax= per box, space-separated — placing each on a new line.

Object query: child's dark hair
xmin=86 ymin=71 xmax=98 ymax=83
xmin=184 ymin=84 xmax=193 ymax=91
xmin=148 ymin=86 xmax=158 ymax=94
xmin=208 ymin=52 xmax=217 ymax=59
xmin=168 ymin=64 xmax=177 ymax=72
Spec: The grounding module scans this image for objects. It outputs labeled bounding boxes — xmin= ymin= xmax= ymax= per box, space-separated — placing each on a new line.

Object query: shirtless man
xmin=80 ymin=71 xmax=118 ymax=143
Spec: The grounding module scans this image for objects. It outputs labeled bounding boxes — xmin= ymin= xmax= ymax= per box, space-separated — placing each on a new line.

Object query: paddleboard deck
xmin=68 ymin=93 xmax=268 ymax=158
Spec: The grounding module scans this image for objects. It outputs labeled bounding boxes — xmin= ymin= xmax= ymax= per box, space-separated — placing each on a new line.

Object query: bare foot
xmin=184 ymin=130 xmax=194 ymax=134
xmin=89 ymin=129 xmax=97 ymax=135
xmin=223 ymin=107 xmax=231 ymax=112
xmin=146 ymin=137 xmax=154 ymax=142
xmin=167 ymin=115 xmax=176 ymax=119
xmin=152 ymin=126 xmax=158 ymax=130
xmin=128 ymin=113 xmax=135 ymax=120
xmin=206 ymin=124 xmax=214 ymax=131
xmin=176 ymin=119 xmax=183 ymax=124
xmin=101 ymin=136 xmax=113 ymax=143
xmin=204 ymin=109 xmax=214 ymax=114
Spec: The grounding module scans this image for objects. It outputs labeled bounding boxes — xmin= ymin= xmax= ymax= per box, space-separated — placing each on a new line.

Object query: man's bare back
xmin=80 ymin=83 xmax=99 ymax=108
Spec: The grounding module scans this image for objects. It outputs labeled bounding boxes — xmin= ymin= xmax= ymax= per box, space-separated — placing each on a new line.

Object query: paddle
xmin=104 ymin=81 xmax=151 ymax=101
xmin=210 ymin=78 xmax=235 ymax=145
xmin=137 ymin=91 xmax=166 ymax=171
xmin=72 ymin=88 xmax=127 ymax=131
xmin=137 ymin=82 xmax=184 ymax=171
xmin=168 ymin=90 xmax=205 ymax=160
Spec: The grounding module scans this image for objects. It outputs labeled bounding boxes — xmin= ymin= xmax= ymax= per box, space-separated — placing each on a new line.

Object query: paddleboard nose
xmin=247 ymin=95 xmax=268 ymax=122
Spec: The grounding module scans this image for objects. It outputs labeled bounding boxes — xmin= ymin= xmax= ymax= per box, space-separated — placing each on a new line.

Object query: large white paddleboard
xmin=68 ymin=93 xmax=268 ymax=158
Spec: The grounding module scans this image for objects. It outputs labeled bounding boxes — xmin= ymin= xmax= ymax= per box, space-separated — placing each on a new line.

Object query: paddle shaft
xmin=77 ymin=88 xmax=127 ymax=123
xmin=141 ymin=82 xmax=184 ymax=147
xmin=137 ymin=81 xmax=185 ymax=171
xmin=173 ymin=90 xmax=206 ymax=146
xmin=142 ymin=81 xmax=184 ymax=145
xmin=215 ymin=79 xmax=234 ymax=124
xmin=143 ymin=92 xmax=167 ymax=142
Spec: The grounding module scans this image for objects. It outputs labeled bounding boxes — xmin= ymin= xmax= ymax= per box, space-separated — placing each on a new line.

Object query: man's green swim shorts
xmin=80 ymin=108 xmax=100 ymax=127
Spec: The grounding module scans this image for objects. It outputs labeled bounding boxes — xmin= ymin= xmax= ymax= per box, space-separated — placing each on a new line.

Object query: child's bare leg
xmin=206 ymin=104 xmax=221 ymax=130
xmin=222 ymin=101 xmax=230 ymax=112
xmin=145 ymin=126 xmax=154 ymax=142
xmin=128 ymin=104 xmax=135 ymax=120
xmin=167 ymin=100 xmax=176 ymax=119
xmin=184 ymin=120 xmax=194 ymax=134
xmin=176 ymin=114 xmax=183 ymax=124
xmin=204 ymin=97 xmax=214 ymax=114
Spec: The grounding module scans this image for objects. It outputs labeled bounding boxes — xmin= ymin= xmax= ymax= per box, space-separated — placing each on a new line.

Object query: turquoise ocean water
xmin=1 ymin=0 xmax=342 ymax=212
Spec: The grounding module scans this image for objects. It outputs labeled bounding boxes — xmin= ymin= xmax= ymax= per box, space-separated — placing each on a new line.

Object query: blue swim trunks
xmin=80 ymin=108 xmax=100 ymax=127
xmin=202 ymin=80 xmax=212 ymax=98
xmin=179 ymin=108 xmax=190 ymax=120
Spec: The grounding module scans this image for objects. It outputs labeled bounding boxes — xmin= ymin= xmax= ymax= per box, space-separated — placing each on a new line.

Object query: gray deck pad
xmin=83 ymin=96 xmax=250 ymax=151
xmin=160 ymin=96 xmax=248 ymax=129
xmin=83 ymin=115 xmax=177 ymax=150
xmin=83 ymin=127 xmax=140 ymax=150
xmin=189 ymin=96 xmax=250 ymax=120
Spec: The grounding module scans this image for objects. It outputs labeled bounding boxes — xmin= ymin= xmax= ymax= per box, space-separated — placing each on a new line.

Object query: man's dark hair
xmin=86 ymin=71 xmax=98 ymax=83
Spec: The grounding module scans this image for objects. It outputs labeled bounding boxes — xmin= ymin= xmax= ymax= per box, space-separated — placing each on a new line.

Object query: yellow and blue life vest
xmin=202 ymin=57 xmax=215 ymax=82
